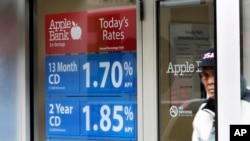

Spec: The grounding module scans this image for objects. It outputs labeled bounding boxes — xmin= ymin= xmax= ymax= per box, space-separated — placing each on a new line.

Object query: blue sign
xmin=46 ymin=98 xmax=80 ymax=135
xmin=45 ymin=52 xmax=137 ymax=140
xmin=46 ymin=53 xmax=136 ymax=96
xmin=80 ymin=98 xmax=136 ymax=139
xmin=46 ymin=97 xmax=137 ymax=140
xmin=46 ymin=55 xmax=80 ymax=94
xmin=80 ymin=52 xmax=136 ymax=95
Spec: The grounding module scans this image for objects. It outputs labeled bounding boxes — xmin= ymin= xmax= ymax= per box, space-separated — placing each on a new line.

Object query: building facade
xmin=0 ymin=0 xmax=249 ymax=141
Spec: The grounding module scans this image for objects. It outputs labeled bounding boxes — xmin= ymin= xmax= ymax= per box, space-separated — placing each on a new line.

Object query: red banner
xmin=45 ymin=11 xmax=88 ymax=54
xmin=45 ymin=6 xmax=136 ymax=54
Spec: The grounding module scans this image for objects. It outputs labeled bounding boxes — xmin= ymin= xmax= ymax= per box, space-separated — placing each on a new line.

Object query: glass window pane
xmin=33 ymin=0 xmax=137 ymax=140
xmin=156 ymin=0 xmax=216 ymax=140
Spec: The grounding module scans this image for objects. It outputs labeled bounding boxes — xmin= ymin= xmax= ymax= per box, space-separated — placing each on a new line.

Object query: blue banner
xmin=46 ymin=99 xmax=80 ymax=135
xmin=80 ymin=98 xmax=136 ymax=139
xmin=46 ymin=97 xmax=137 ymax=140
xmin=46 ymin=53 xmax=136 ymax=96
xmin=46 ymin=55 xmax=80 ymax=93
xmin=80 ymin=53 xmax=136 ymax=95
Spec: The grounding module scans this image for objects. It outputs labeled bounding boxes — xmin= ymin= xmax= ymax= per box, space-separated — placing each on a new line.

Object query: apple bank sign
xmin=45 ymin=12 xmax=88 ymax=54
xmin=49 ymin=19 xmax=82 ymax=43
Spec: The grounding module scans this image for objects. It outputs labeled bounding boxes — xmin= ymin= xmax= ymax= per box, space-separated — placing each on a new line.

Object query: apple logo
xmin=70 ymin=21 xmax=82 ymax=40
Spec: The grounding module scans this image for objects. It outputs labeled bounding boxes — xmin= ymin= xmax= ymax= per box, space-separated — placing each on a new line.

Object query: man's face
xmin=200 ymin=67 xmax=215 ymax=99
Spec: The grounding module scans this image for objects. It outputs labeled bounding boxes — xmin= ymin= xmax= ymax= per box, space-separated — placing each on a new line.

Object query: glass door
xmin=156 ymin=0 xmax=216 ymax=140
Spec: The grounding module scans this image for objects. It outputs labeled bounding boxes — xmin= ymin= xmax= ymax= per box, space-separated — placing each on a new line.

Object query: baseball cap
xmin=195 ymin=48 xmax=215 ymax=71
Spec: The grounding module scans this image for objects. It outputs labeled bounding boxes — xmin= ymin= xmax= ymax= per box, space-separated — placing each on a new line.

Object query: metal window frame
xmin=216 ymin=0 xmax=241 ymax=141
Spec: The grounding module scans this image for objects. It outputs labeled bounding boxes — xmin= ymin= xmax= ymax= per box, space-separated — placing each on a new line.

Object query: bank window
xmin=32 ymin=0 xmax=137 ymax=140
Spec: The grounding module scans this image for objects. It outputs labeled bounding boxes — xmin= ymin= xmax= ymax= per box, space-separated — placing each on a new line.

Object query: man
xmin=192 ymin=48 xmax=216 ymax=141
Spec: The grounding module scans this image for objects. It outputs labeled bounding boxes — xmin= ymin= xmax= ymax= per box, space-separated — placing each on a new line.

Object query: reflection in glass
xmin=157 ymin=0 xmax=215 ymax=140
xmin=240 ymin=0 xmax=250 ymax=124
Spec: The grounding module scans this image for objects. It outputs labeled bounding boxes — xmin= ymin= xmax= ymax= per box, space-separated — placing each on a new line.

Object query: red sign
xmin=87 ymin=6 xmax=136 ymax=52
xmin=45 ymin=6 xmax=136 ymax=54
xmin=45 ymin=12 xmax=88 ymax=54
